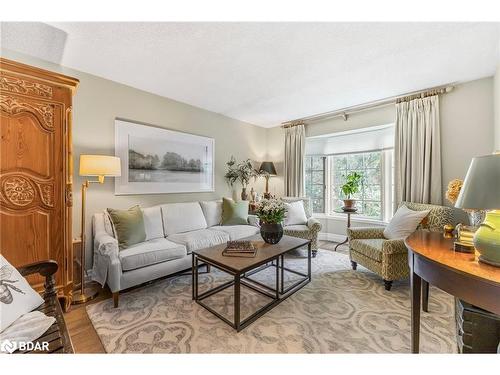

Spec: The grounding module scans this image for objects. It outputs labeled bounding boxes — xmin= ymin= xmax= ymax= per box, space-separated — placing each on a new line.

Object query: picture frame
xmin=114 ymin=119 xmax=215 ymax=195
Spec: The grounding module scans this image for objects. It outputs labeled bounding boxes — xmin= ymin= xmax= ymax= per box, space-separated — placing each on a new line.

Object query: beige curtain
xmin=284 ymin=124 xmax=305 ymax=197
xmin=395 ymin=95 xmax=442 ymax=205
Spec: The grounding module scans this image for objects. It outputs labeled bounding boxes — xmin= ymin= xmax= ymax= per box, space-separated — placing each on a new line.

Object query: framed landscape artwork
xmin=115 ymin=119 xmax=215 ymax=195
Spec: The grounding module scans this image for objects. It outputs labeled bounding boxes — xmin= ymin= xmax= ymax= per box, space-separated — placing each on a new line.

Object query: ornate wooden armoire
xmin=0 ymin=58 xmax=78 ymax=309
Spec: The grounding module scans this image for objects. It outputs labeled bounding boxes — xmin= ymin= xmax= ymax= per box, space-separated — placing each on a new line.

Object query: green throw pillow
xmin=107 ymin=205 xmax=146 ymax=250
xmin=221 ymin=198 xmax=249 ymax=225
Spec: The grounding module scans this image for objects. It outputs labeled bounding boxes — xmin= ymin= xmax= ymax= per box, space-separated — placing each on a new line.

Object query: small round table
xmin=333 ymin=209 xmax=359 ymax=251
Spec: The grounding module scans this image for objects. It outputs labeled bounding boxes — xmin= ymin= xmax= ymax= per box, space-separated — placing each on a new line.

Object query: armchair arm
xmin=248 ymin=214 xmax=260 ymax=227
xmin=18 ymin=260 xmax=58 ymax=300
xmin=347 ymin=227 xmax=385 ymax=240
xmin=307 ymin=217 xmax=322 ymax=232
xmin=382 ymin=239 xmax=408 ymax=255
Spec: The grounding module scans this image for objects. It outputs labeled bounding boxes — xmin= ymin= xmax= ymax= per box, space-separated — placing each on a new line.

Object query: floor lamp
xmin=72 ymin=154 xmax=121 ymax=305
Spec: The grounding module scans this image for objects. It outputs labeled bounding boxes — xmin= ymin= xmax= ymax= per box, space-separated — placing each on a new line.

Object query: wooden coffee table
xmin=192 ymin=234 xmax=311 ymax=331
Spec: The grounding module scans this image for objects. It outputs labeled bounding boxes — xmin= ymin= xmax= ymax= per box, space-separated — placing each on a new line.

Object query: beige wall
xmin=495 ymin=62 xmax=500 ymax=151
xmin=266 ymin=77 xmax=495 ymax=237
xmin=1 ymin=49 xmax=269 ymax=266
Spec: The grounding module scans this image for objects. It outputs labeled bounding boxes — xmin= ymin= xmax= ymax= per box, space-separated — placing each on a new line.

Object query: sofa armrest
xmin=248 ymin=214 xmax=260 ymax=227
xmin=382 ymin=239 xmax=408 ymax=255
xmin=94 ymin=232 xmax=119 ymax=259
xmin=307 ymin=217 xmax=322 ymax=232
xmin=347 ymin=227 xmax=385 ymax=240
xmin=92 ymin=232 xmax=121 ymax=290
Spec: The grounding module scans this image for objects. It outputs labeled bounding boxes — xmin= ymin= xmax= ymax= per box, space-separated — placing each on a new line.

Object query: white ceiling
xmin=2 ymin=22 xmax=500 ymax=127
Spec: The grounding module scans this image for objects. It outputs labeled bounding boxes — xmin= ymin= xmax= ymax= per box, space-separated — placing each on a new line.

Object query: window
xmin=304 ymin=124 xmax=395 ymax=221
xmin=330 ymin=151 xmax=383 ymax=219
xmin=304 ymin=156 xmax=325 ymax=213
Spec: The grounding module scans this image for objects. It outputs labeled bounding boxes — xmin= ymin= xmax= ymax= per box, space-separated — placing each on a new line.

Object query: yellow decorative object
xmin=445 ymin=179 xmax=463 ymax=205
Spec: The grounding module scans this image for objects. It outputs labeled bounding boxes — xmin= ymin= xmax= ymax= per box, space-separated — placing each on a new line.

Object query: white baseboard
xmin=318 ymin=232 xmax=346 ymax=243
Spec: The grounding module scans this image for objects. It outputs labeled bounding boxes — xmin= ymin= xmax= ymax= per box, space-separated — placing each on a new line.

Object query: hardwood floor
xmin=64 ymin=284 xmax=110 ymax=353
xmin=63 ymin=241 xmax=344 ymax=353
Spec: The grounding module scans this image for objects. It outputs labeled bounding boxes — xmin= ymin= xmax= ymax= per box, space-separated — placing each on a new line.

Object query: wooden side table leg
xmin=422 ymin=280 xmax=429 ymax=313
xmin=410 ymin=254 xmax=421 ymax=353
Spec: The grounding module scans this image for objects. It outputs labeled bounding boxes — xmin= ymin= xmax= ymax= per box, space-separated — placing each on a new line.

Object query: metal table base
xmin=192 ymin=243 xmax=312 ymax=332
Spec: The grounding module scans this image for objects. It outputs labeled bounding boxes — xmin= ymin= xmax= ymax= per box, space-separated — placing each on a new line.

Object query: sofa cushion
xmin=107 ymin=205 xmax=147 ymax=250
xmin=350 ymin=238 xmax=386 ymax=262
xmin=168 ymin=229 xmax=229 ymax=253
xmin=209 ymin=225 xmax=259 ymax=240
xmin=221 ymin=198 xmax=249 ymax=225
xmin=119 ymin=238 xmax=187 ymax=271
xmin=142 ymin=206 xmax=164 ymax=241
xmin=200 ymin=200 xmax=222 ymax=227
xmin=161 ymin=202 xmax=207 ymax=236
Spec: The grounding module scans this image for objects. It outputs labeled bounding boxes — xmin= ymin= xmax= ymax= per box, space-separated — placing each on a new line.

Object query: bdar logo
xmin=0 ymin=339 xmax=17 ymax=354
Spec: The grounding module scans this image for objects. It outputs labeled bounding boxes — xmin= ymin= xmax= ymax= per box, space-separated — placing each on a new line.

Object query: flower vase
xmin=260 ymin=223 xmax=284 ymax=244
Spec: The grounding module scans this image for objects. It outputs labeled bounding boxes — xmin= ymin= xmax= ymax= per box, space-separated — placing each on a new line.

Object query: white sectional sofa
xmin=91 ymin=200 xmax=259 ymax=307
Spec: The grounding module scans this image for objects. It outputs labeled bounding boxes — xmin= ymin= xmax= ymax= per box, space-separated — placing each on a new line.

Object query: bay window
xmin=304 ymin=124 xmax=395 ymax=221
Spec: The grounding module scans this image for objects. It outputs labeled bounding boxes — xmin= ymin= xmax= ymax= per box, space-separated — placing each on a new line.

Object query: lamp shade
xmin=259 ymin=161 xmax=277 ymax=176
xmin=455 ymin=154 xmax=500 ymax=210
xmin=79 ymin=155 xmax=121 ymax=177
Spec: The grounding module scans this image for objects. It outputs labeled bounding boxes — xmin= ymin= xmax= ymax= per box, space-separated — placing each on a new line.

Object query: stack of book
xmin=222 ymin=240 xmax=257 ymax=257
xmin=454 ymin=224 xmax=476 ymax=253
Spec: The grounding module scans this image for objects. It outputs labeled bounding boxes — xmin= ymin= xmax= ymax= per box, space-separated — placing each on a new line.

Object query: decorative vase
xmin=260 ymin=223 xmax=283 ymax=244
xmin=342 ymin=199 xmax=357 ymax=212
xmin=241 ymin=187 xmax=248 ymax=201
xmin=473 ymin=210 xmax=500 ymax=267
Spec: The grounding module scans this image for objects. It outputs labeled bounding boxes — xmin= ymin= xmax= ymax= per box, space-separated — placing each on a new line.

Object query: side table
xmin=333 ymin=210 xmax=359 ymax=251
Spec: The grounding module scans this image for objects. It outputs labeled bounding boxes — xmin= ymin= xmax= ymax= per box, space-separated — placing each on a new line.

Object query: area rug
xmin=86 ymin=247 xmax=457 ymax=353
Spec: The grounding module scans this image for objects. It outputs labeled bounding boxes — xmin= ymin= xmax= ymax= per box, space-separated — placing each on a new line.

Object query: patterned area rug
xmin=86 ymin=247 xmax=457 ymax=353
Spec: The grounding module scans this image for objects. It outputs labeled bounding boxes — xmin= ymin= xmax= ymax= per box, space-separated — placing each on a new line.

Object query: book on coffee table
xmin=222 ymin=240 xmax=257 ymax=257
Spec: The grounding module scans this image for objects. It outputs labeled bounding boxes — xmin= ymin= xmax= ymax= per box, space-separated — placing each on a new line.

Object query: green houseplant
xmin=256 ymin=198 xmax=287 ymax=244
xmin=224 ymin=156 xmax=259 ymax=200
xmin=340 ymin=172 xmax=363 ymax=211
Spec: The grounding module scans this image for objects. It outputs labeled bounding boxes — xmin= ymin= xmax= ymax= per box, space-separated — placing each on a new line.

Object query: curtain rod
xmin=282 ymin=83 xmax=455 ymax=128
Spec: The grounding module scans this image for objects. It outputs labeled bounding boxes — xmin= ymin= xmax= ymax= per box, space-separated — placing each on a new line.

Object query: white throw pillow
xmin=383 ymin=205 xmax=430 ymax=240
xmin=199 ymin=200 xmax=223 ymax=227
xmin=142 ymin=206 xmax=165 ymax=241
xmin=0 ymin=255 xmax=44 ymax=332
xmin=0 ymin=311 xmax=55 ymax=353
xmin=284 ymin=200 xmax=308 ymax=226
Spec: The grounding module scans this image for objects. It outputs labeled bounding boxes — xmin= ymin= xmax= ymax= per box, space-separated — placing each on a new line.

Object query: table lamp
xmin=455 ymin=153 xmax=500 ymax=266
xmin=73 ymin=155 xmax=121 ymax=304
xmin=259 ymin=161 xmax=277 ymax=199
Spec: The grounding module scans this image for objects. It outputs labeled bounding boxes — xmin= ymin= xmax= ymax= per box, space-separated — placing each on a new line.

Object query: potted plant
xmin=256 ymin=198 xmax=287 ymax=244
xmin=224 ymin=156 xmax=259 ymax=200
xmin=340 ymin=172 xmax=363 ymax=211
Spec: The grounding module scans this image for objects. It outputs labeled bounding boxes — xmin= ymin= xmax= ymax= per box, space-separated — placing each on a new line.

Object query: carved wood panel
xmin=0 ymin=58 xmax=78 ymax=307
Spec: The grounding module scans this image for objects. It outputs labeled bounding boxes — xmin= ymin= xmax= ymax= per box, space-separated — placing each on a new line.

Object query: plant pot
xmin=260 ymin=223 xmax=283 ymax=244
xmin=241 ymin=187 xmax=248 ymax=201
xmin=342 ymin=199 xmax=357 ymax=212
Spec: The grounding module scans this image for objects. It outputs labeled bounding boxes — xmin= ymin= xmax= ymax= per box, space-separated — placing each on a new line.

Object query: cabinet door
xmin=0 ymin=92 xmax=65 ymax=291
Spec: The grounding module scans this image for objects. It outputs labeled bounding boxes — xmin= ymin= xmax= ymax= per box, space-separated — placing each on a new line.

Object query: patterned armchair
xmin=281 ymin=197 xmax=322 ymax=257
xmin=347 ymin=201 xmax=455 ymax=290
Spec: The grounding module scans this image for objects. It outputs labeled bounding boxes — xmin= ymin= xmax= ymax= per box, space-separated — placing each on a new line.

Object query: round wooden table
xmin=405 ymin=230 xmax=500 ymax=353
